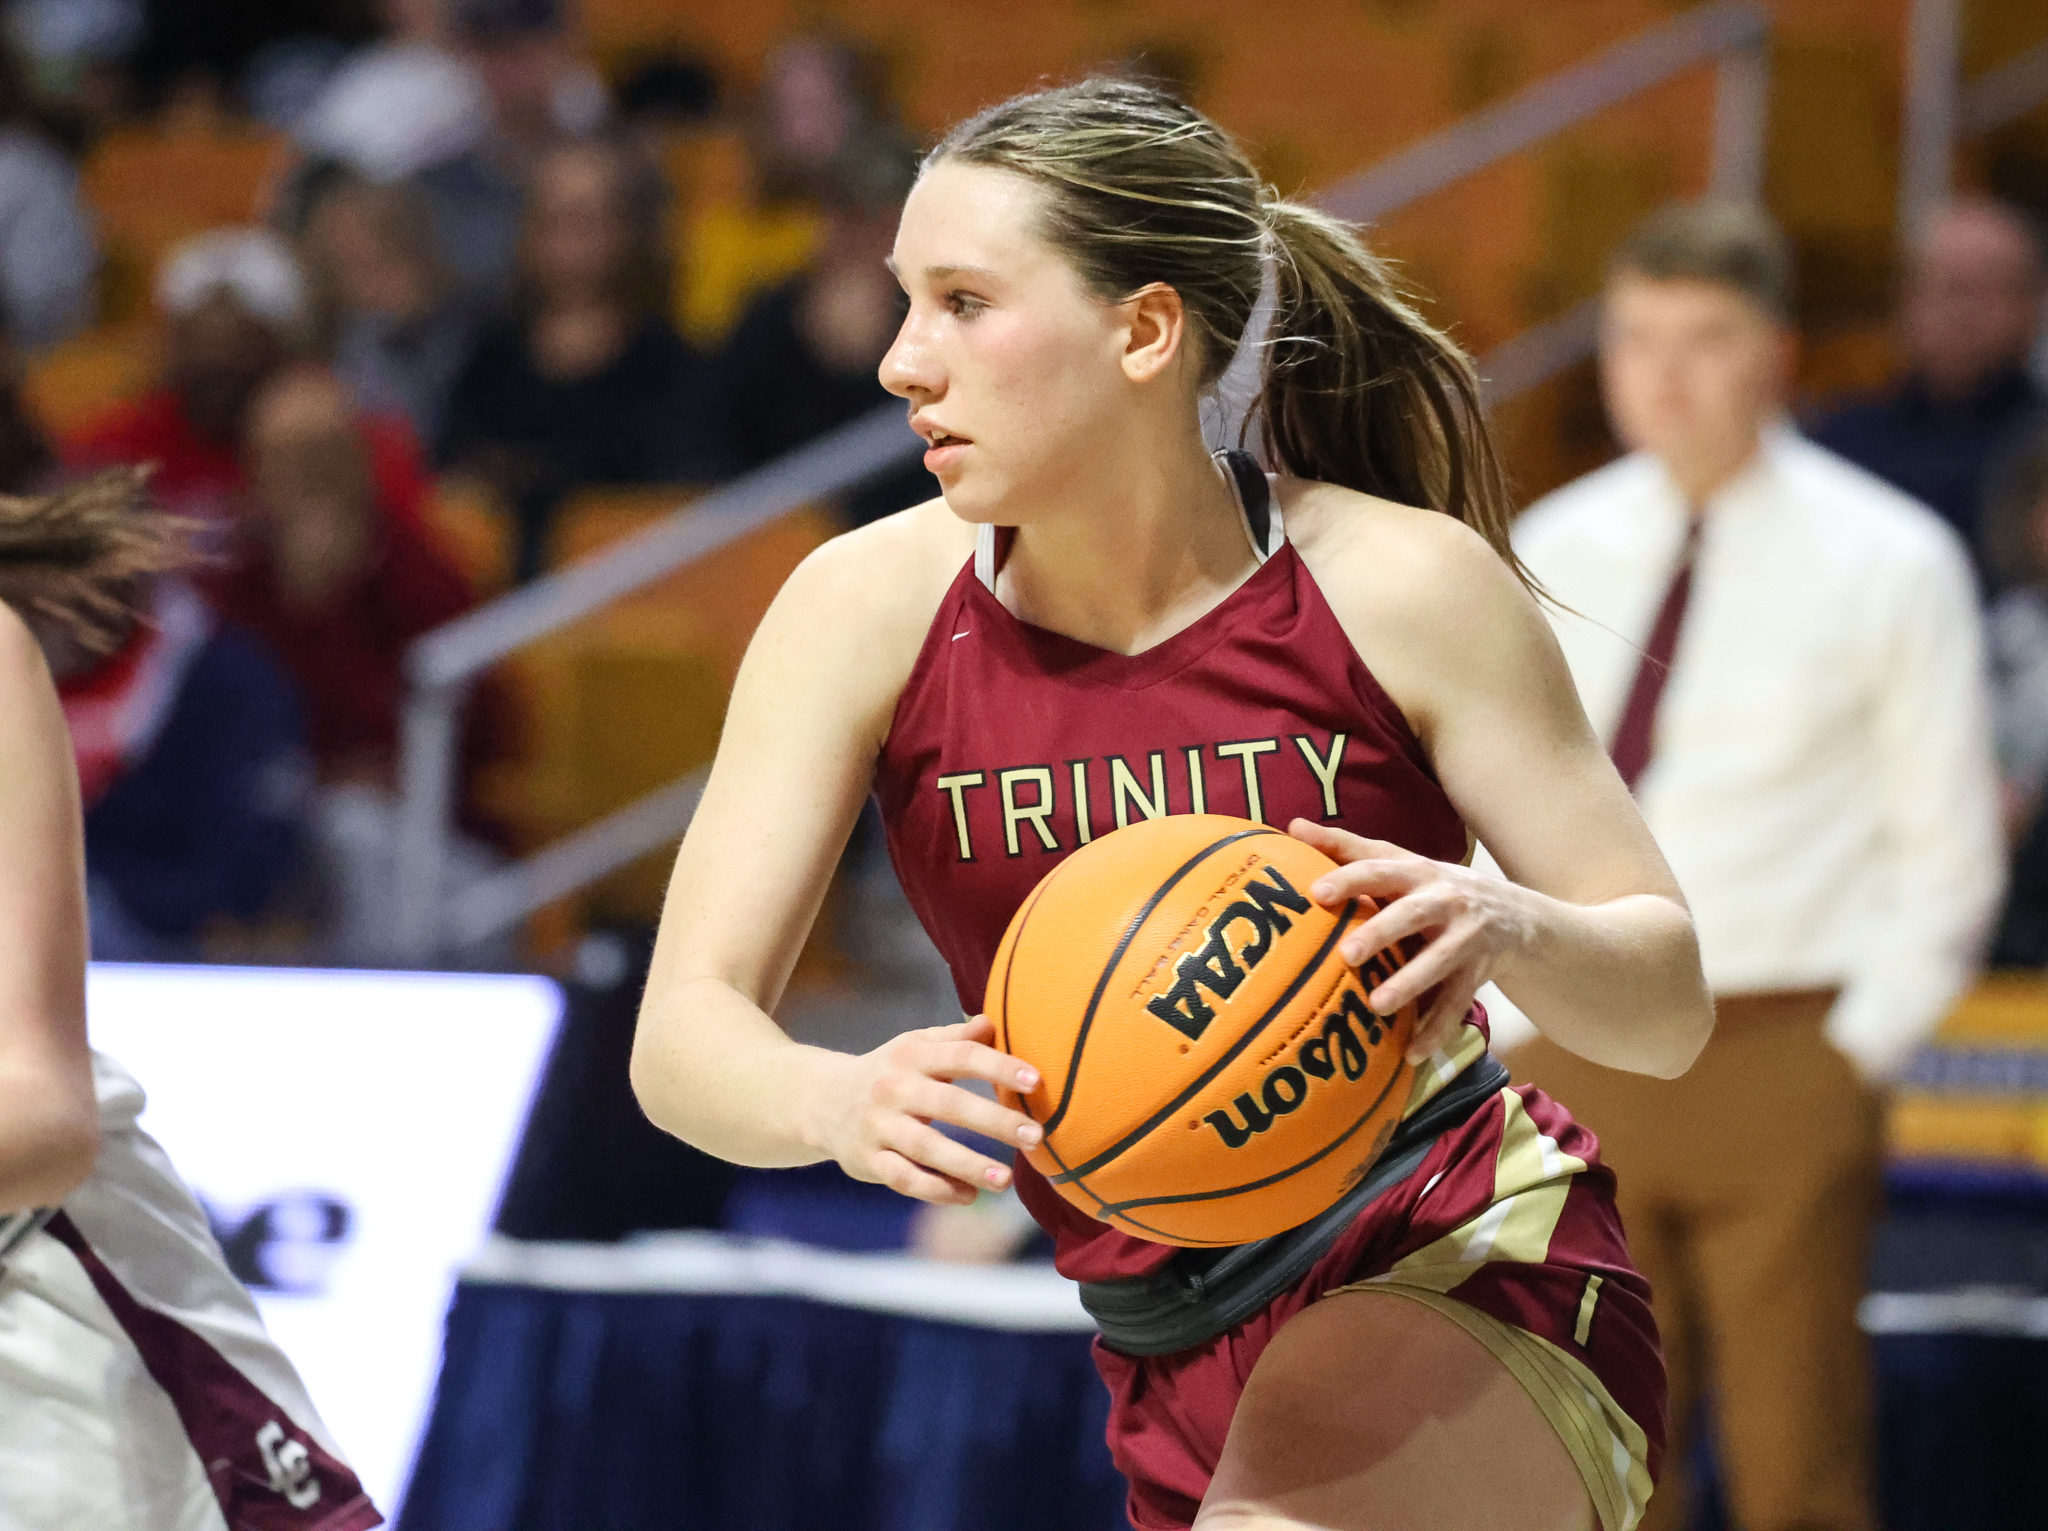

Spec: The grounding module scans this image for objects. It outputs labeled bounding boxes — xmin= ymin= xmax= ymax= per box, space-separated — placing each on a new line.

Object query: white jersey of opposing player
xmin=0 ymin=1052 xmax=380 ymax=1531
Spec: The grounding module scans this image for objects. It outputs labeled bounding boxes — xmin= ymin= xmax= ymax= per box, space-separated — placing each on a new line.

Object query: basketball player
xmin=631 ymin=80 xmax=1713 ymax=1531
xmin=0 ymin=472 xmax=380 ymax=1530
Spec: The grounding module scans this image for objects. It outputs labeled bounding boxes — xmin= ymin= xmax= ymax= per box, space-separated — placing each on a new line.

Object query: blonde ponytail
xmin=0 ymin=468 xmax=203 ymax=645
xmin=1259 ymin=201 xmax=1522 ymax=573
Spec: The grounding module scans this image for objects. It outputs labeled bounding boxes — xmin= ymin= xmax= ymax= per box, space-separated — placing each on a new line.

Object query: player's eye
xmin=945 ymin=290 xmax=987 ymax=319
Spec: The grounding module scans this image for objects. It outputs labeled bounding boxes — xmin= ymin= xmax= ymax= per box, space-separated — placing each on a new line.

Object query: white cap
xmin=294 ymin=42 xmax=489 ymax=183
xmin=154 ymin=228 xmax=310 ymax=332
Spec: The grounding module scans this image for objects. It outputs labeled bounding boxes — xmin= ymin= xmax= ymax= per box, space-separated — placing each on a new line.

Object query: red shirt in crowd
xmin=64 ymin=388 xmax=434 ymax=530
xmin=204 ymin=510 xmax=477 ymax=773
xmin=67 ymin=388 xmax=517 ymax=838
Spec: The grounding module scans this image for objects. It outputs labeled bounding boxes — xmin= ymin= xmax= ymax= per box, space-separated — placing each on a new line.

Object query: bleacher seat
xmin=82 ymin=117 xmax=286 ymax=328
xmin=420 ymin=475 xmax=518 ymax=599
xmin=477 ymin=487 xmax=836 ymax=927
xmin=22 ymin=330 xmax=156 ymax=438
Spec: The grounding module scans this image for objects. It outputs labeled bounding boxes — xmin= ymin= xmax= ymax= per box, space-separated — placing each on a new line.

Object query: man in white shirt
xmin=1504 ymin=202 xmax=2003 ymax=1531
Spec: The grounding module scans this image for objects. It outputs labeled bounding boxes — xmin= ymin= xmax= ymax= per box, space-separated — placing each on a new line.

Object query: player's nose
xmin=879 ymin=312 xmax=942 ymax=400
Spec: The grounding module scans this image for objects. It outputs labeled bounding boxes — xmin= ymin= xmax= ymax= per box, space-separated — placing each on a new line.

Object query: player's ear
xmin=1120 ymin=283 xmax=1188 ymax=385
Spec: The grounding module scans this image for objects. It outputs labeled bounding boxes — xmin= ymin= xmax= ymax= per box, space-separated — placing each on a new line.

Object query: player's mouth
xmin=915 ymin=419 xmax=973 ymax=474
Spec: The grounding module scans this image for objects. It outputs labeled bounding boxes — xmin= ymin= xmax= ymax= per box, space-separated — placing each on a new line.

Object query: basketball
xmin=989 ymin=814 xmax=1418 ymax=1247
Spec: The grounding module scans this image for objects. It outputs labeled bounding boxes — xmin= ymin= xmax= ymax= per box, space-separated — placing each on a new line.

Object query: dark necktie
xmin=1609 ymin=516 xmax=1703 ymax=792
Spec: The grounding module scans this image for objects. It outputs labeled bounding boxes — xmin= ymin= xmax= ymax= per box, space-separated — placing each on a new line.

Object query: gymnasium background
xmin=22 ymin=0 xmax=2048 ymax=1526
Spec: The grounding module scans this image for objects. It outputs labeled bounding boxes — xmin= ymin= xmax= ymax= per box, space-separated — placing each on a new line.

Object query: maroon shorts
xmin=1091 ymin=1083 xmax=1666 ymax=1531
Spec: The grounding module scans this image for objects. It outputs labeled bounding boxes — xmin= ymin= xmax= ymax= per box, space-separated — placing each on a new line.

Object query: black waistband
xmin=1078 ymin=1053 xmax=1512 ymax=1357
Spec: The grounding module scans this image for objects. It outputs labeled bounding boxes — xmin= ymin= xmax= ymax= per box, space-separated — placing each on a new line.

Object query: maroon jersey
xmin=874 ymin=471 xmax=1664 ymax=1526
xmin=875 ymin=467 xmax=1475 ymax=1282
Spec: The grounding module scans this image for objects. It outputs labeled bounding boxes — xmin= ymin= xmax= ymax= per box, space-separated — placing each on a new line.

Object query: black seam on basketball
xmin=1050 ymin=899 xmax=1360 ymax=1185
xmin=1037 ymin=1133 xmax=1199 ymax=1240
xmin=1004 ymin=848 xmax=1237 ymax=1242
xmin=1040 ymin=826 xmax=1283 ymax=1137
xmin=1090 ymin=1050 xmax=1411 ymax=1217
xmin=1034 ymin=1131 xmax=1111 ymax=1215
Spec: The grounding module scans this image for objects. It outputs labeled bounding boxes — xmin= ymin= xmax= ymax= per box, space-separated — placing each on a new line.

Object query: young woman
xmin=0 ymin=472 xmax=379 ymax=1531
xmin=437 ymin=134 xmax=723 ymax=582
xmin=631 ymin=79 xmax=1711 ymax=1531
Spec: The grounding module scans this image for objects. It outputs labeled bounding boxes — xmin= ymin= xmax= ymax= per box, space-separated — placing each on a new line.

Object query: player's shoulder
xmin=753 ymin=495 xmax=977 ymax=695
xmin=780 ymin=495 xmax=971 ymax=613
xmin=1281 ymin=476 xmax=1530 ymax=636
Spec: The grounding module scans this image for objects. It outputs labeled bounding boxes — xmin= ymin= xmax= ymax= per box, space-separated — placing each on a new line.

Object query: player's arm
xmin=630 ymin=510 xmax=1043 ymax=1205
xmin=0 ymin=604 xmax=99 ymax=1213
xmin=1298 ymin=493 xmax=1711 ymax=1078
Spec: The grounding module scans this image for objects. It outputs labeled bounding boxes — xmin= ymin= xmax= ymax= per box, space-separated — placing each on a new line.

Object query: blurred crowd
xmin=4 ymin=0 xmax=2048 ymax=1012
xmin=0 ymin=0 xmax=933 ymax=966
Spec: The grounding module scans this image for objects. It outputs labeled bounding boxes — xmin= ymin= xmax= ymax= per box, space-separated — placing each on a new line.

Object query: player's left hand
xmin=1289 ymin=819 xmax=1537 ymax=1065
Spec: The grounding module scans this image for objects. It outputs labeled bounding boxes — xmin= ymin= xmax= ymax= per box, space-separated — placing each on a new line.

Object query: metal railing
xmin=393 ymin=408 xmax=923 ymax=956
xmin=1901 ymin=0 xmax=2048 ymax=231
xmin=391 ymin=1 xmax=1772 ymax=961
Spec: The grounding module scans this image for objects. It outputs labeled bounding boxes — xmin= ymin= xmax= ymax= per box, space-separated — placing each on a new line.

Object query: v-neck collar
xmin=963 ymin=544 xmax=1299 ymax=691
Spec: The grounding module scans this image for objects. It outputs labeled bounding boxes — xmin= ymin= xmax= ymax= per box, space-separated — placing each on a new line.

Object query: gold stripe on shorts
xmin=1323 ymin=1090 xmax=1651 ymax=1531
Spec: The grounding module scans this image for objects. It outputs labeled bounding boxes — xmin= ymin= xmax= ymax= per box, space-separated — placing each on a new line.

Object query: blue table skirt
xmin=396 ymin=1279 xmax=1129 ymax=1531
xmin=399 ymin=1279 xmax=2048 ymax=1531
xmin=1875 ymin=1333 xmax=2048 ymax=1531
xmin=399 ymin=1197 xmax=2048 ymax=1531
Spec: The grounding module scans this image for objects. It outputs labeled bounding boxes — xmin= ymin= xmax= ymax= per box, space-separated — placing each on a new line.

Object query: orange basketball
xmin=990 ymin=814 xmax=1417 ymax=1247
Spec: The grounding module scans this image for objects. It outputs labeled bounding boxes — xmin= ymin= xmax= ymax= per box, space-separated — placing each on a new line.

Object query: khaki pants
xmin=1510 ymin=993 xmax=1883 ymax=1531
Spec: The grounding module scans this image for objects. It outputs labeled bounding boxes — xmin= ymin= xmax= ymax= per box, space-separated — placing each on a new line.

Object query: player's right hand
xmin=804 ymin=1016 xmax=1045 ymax=1205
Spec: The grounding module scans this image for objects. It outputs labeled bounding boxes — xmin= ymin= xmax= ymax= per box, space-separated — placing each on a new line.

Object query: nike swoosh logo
xmin=952 ymin=630 xmax=971 ymax=640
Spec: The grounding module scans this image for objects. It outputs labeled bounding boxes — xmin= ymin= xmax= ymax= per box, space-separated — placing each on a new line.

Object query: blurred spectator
xmin=65 ymin=227 xmax=305 ymax=519
xmin=1506 ymin=201 xmax=2001 ymax=1531
xmin=1991 ymin=445 xmax=2048 ymax=964
xmin=242 ymin=33 xmax=355 ymax=135
xmin=613 ymin=51 xmax=716 ymax=136
xmin=302 ymin=169 xmax=480 ymax=445
xmin=65 ymin=226 xmax=432 ymax=529
xmin=748 ymin=33 xmax=882 ymax=203
xmin=0 ymin=40 xmax=96 ymax=347
xmin=715 ymin=130 xmax=933 ymax=527
xmin=292 ymin=0 xmax=487 ymax=185
xmin=125 ymin=0 xmax=376 ymax=116
xmin=47 ymin=575 xmax=308 ymax=961
xmin=4 ymin=0 xmax=145 ymax=131
xmin=207 ymin=365 xmax=495 ymax=783
xmin=439 ymin=135 xmax=721 ymax=581
xmin=1810 ymin=199 xmax=2047 ymax=570
xmin=1982 ymin=424 xmax=2048 ymax=832
xmin=457 ymin=0 xmax=601 ymax=148
xmin=675 ymin=32 xmax=883 ymax=347
xmin=204 ymin=365 xmax=513 ymax=963
xmin=4 ymin=0 xmax=145 ymax=90
xmin=296 ymin=0 xmax=606 ymax=303
xmin=13 ymin=465 xmax=311 ymax=960
xmin=0 ymin=365 xmax=50 ymax=490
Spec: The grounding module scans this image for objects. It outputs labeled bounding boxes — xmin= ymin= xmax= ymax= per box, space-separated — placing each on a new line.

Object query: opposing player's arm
xmin=0 ymin=604 xmax=99 ymax=1213
xmin=630 ymin=507 xmax=1043 ymax=1203
xmin=1293 ymin=488 xmax=1710 ymax=1077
